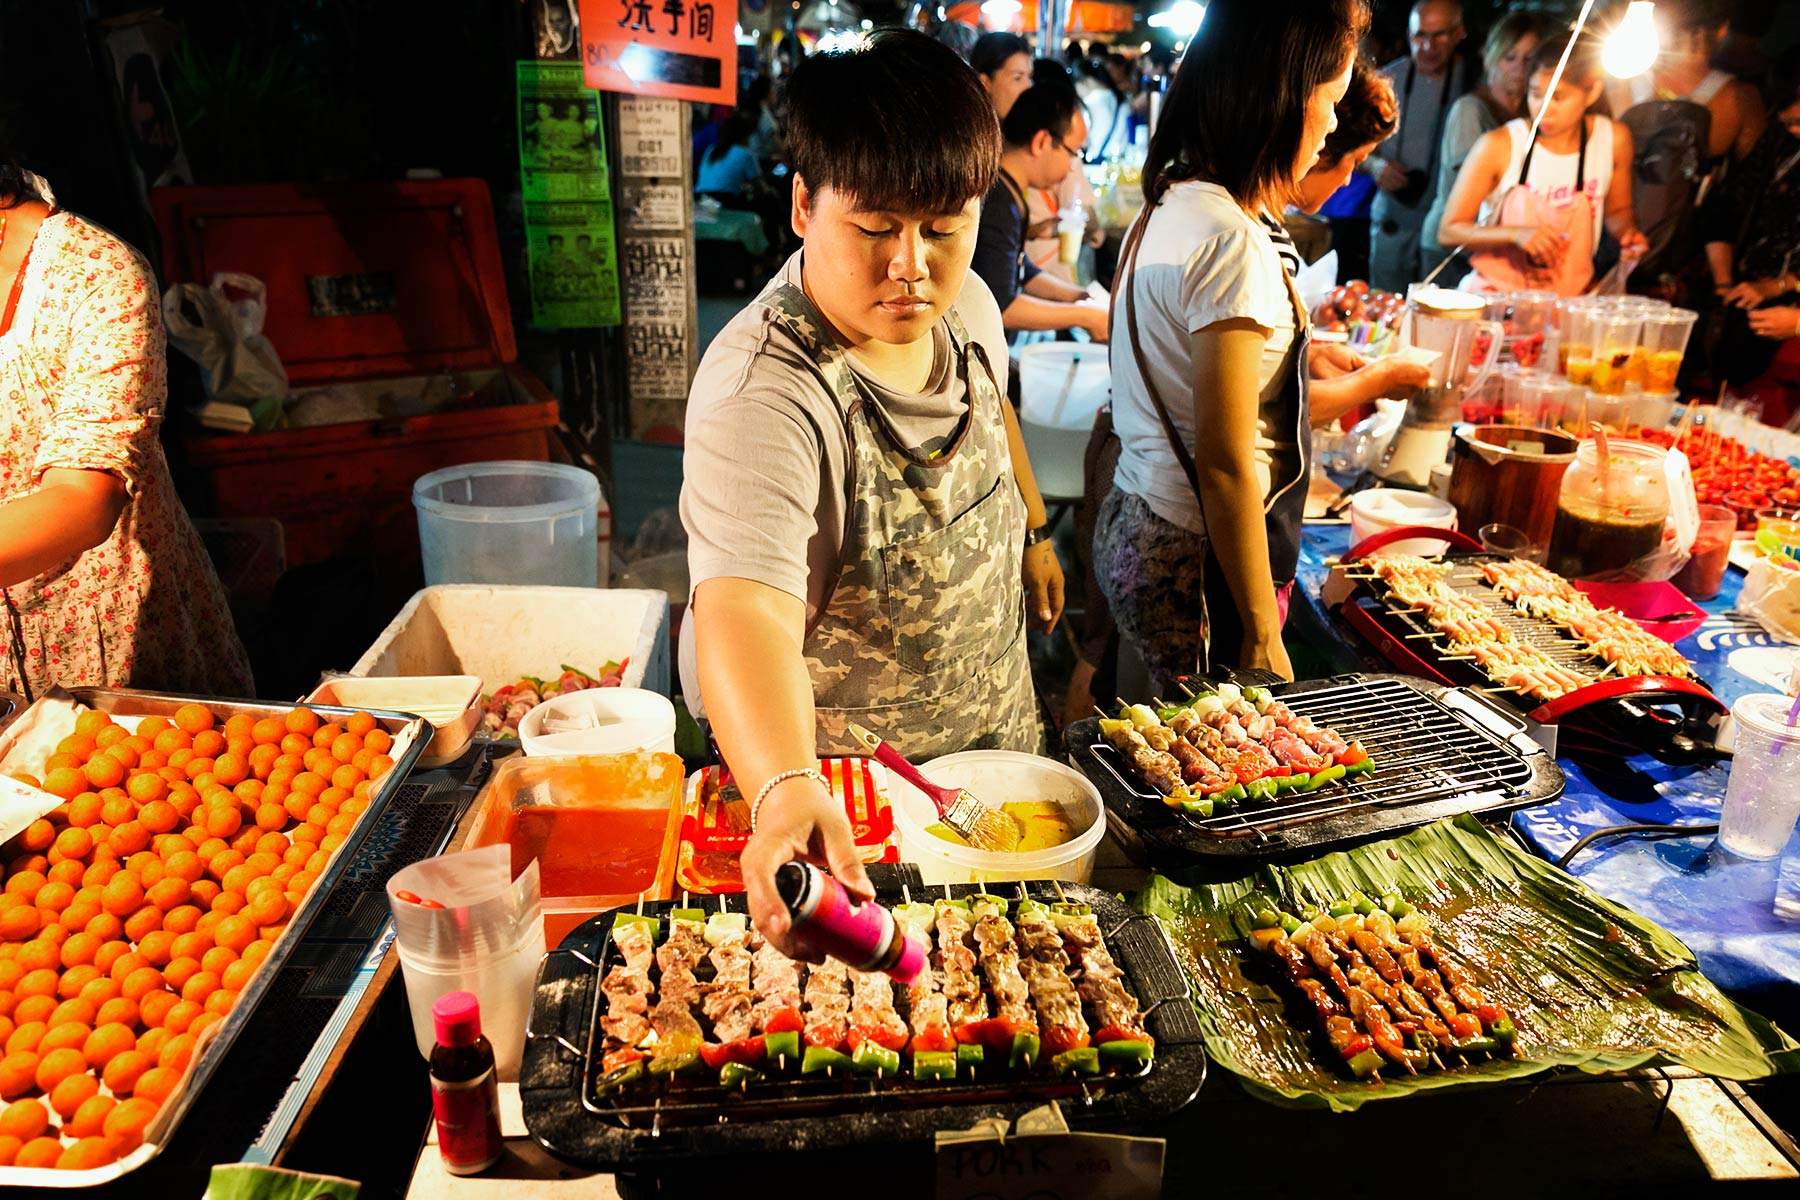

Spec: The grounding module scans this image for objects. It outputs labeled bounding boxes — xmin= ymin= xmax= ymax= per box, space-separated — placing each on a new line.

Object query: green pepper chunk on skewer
xmin=913 ymin=1051 xmax=957 ymax=1081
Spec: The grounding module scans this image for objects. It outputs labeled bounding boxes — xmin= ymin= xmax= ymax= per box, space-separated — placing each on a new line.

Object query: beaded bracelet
xmin=750 ymin=768 xmax=830 ymax=832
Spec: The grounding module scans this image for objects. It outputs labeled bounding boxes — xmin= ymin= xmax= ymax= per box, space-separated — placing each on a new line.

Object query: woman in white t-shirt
xmin=1093 ymin=0 xmax=1365 ymax=686
xmin=1436 ymin=34 xmax=1645 ymax=296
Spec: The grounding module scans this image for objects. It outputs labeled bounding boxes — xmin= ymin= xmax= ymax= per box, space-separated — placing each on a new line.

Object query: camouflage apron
xmin=764 ymin=282 xmax=1044 ymax=761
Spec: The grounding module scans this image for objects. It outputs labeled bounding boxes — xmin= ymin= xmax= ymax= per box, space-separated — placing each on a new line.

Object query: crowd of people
xmin=675 ymin=3 xmax=1800 ymax=944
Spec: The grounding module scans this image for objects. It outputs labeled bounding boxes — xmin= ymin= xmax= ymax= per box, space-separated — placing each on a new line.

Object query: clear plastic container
xmin=464 ymin=752 xmax=685 ymax=946
xmin=890 ymin=751 xmax=1105 ymax=886
xmin=414 ymin=460 xmax=600 ymax=587
xmin=1588 ymin=311 xmax=1644 ymax=396
xmin=1719 ymin=693 xmax=1800 ymax=859
xmin=388 ymin=844 xmax=544 ymax=1079
xmin=1640 ymin=308 xmax=1697 ymax=392
xmin=1548 ymin=439 xmax=1671 ymax=579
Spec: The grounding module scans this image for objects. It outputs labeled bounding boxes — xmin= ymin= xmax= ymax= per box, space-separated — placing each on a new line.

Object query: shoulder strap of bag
xmin=1113 ymin=205 xmax=1207 ymax=506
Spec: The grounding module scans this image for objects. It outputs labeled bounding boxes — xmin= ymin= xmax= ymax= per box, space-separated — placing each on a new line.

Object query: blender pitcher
xmin=1377 ymin=285 xmax=1504 ymax=486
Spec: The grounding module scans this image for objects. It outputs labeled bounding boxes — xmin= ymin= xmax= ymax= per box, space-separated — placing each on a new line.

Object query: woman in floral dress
xmin=0 ymin=155 xmax=251 ymax=700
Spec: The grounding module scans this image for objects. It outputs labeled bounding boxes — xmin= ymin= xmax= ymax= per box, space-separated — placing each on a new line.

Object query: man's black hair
xmin=786 ymin=29 xmax=999 ymax=213
xmin=1000 ymin=68 xmax=1080 ymax=152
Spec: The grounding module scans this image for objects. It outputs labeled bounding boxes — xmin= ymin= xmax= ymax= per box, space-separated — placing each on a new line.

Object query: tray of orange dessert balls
xmin=0 ymin=687 xmax=425 ymax=1185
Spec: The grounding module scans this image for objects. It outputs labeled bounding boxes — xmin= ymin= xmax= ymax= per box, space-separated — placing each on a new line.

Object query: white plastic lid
xmin=517 ymin=687 xmax=676 ymax=756
xmin=1350 ymin=488 xmax=1458 ymax=530
xmin=1731 ymin=692 xmax=1800 ymax=741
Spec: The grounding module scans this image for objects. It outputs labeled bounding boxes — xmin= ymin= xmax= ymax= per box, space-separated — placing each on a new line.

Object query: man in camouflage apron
xmin=763 ymin=282 xmax=1045 ymax=760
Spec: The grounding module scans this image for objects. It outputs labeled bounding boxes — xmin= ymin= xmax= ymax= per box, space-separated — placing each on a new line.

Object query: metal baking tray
xmin=519 ymin=869 xmax=1207 ymax=1169
xmin=1065 ymin=673 xmax=1564 ymax=864
xmin=0 ymin=687 xmax=426 ymax=1189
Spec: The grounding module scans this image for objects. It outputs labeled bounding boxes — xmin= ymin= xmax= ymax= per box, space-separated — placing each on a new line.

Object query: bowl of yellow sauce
xmin=890 ymin=751 xmax=1105 ymax=885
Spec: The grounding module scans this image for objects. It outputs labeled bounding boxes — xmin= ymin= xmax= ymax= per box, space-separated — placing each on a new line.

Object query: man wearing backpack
xmin=1609 ymin=0 xmax=1765 ymax=301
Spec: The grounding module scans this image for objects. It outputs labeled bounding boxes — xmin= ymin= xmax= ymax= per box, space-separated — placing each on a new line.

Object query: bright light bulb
xmin=1602 ymin=1 xmax=1659 ymax=79
xmin=979 ymin=0 xmax=1021 ymax=25
xmin=1148 ymin=1 xmax=1206 ymax=39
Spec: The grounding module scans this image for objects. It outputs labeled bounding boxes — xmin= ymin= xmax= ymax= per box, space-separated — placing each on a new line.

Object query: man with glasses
xmin=1364 ymin=0 xmax=1472 ymax=291
xmin=971 ymin=68 xmax=1110 ymax=339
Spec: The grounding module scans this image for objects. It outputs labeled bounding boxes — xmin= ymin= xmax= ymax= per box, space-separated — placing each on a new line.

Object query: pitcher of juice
xmin=1548 ymin=438 xmax=1672 ymax=579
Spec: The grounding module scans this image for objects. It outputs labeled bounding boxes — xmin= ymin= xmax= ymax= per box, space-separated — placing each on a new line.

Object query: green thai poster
xmin=517 ymin=60 xmax=621 ymax=326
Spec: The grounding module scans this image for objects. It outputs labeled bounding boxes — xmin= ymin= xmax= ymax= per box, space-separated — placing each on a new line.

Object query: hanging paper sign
xmin=577 ymin=0 xmax=738 ymax=107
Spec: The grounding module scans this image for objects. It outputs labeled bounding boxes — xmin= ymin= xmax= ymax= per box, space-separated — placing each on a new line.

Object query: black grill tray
xmin=1066 ymin=673 xmax=1564 ymax=865
xmin=520 ymin=867 xmax=1206 ymax=1169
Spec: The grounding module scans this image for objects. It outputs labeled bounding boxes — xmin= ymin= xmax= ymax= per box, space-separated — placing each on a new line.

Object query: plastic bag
xmin=161 ymin=272 xmax=288 ymax=431
xmin=1740 ymin=556 xmax=1800 ymax=645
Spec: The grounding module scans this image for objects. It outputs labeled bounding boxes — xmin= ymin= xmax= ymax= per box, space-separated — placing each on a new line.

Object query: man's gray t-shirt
xmin=677 ymin=252 xmax=1010 ymax=710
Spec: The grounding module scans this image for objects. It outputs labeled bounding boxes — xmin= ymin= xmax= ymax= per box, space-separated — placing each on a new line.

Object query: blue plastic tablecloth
xmin=1294 ymin=522 xmax=1800 ymax=1006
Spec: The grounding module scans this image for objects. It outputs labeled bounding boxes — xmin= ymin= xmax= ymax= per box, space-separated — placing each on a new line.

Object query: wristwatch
xmin=1022 ymin=524 xmax=1052 ymax=548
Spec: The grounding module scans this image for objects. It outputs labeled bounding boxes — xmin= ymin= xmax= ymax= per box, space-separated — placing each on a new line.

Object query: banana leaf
xmin=1133 ymin=815 xmax=1800 ymax=1111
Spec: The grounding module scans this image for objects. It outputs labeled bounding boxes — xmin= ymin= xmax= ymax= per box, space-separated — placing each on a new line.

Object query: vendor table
xmin=1292 ymin=522 xmax=1800 ymax=1020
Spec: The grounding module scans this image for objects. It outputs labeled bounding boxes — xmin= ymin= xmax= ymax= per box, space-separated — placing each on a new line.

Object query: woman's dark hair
xmin=1144 ymin=0 xmax=1368 ymax=207
xmin=0 ymin=141 xmax=41 ymax=206
xmin=1000 ymin=70 xmax=1081 ymax=151
xmin=1530 ymin=29 xmax=1599 ymax=89
xmin=1318 ymin=59 xmax=1397 ymax=165
xmin=970 ymin=32 xmax=1031 ymax=79
xmin=786 ymin=29 xmax=999 ymax=213
xmin=706 ymin=109 xmax=757 ymax=164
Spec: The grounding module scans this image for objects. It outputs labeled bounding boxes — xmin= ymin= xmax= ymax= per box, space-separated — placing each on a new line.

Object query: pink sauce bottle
xmin=775 ymin=860 xmax=925 ymax=983
xmin=429 ymin=991 xmax=504 ymax=1176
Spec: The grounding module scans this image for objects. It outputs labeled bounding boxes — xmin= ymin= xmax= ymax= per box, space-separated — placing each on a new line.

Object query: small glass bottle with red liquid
xmin=429 ymin=990 xmax=504 ymax=1176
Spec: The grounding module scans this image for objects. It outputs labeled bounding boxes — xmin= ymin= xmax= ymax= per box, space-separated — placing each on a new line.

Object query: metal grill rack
xmin=1066 ymin=673 xmax=1563 ymax=863
xmin=520 ymin=873 xmax=1208 ymax=1169
xmin=1335 ymin=554 xmax=1725 ymax=760
xmin=1361 ymin=555 xmax=1697 ymax=688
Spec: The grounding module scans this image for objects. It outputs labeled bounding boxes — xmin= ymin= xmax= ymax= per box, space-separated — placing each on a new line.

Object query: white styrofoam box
xmin=351 ymin=585 xmax=671 ymax=697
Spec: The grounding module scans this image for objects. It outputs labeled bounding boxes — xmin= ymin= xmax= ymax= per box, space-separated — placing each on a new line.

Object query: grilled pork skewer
xmin=749 ymin=929 xmax=807 ymax=1035
xmin=649 ymin=912 xmax=707 ymax=1053
xmin=1052 ymin=904 xmax=1152 ymax=1047
xmin=934 ymin=899 xmax=989 ymax=1029
xmin=701 ymin=911 xmax=757 ymax=1044
xmin=1015 ymin=900 xmax=1090 ymax=1056
xmin=599 ymin=917 xmax=657 ymax=1069
xmin=967 ymin=895 xmax=1040 ymax=1063
xmin=894 ymin=904 xmax=955 ymax=1053
xmin=847 ymin=969 xmax=910 ymax=1054
xmin=803 ymin=956 xmax=852 ymax=1051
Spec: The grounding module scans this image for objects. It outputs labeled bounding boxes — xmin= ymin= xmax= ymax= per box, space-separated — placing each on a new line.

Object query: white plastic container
xmin=1018 ymin=343 xmax=1110 ymax=501
xmin=413 ymin=460 xmax=600 ymax=588
xmin=1350 ymin=488 xmax=1459 ymax=557
xmin=351 ymin=584 xmax=671 ymax=698
xmin=517 ymin=687 xmax=677 ymax=756
xmin=890 ymin=751 xmax=1105 ymax=886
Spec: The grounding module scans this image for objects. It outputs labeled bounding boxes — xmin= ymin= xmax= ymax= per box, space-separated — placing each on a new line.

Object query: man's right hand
xmin=1374 ymin=160 xmax=1410 ymax=192
xmin=741 ymin=774 xmax=873 ymax=962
